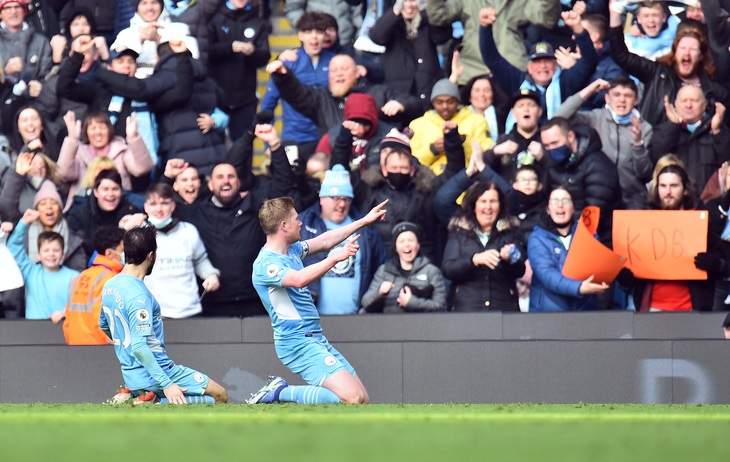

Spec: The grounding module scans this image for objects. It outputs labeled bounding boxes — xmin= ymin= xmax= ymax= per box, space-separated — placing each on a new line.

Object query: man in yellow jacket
xmin=409 ymin=78 xmax=493 ymax=174
xmin=60 ymin=226 xmax=126 ymax=345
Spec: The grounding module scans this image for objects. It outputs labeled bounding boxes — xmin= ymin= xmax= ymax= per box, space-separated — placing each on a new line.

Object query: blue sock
xmin=278 ymin=386 xmax=340 ymax=404
xmin=159 ymin=395 xmax=216 ymax=404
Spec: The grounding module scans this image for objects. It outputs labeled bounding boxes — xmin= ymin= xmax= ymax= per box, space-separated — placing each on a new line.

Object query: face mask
xmin=147 ymin=215 xmax=173 ymax=229
xmin=119 ymin=251 xmax=126 ymax=266
xmin=385 ymin=172 xmax=411 ymax=191
xmin=546 ymin=144 xmax=571 ymax=164
xmin=606 ymin=105 xmax=639 ymax=125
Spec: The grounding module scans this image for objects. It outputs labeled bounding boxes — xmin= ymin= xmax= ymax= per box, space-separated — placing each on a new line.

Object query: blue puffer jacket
xmin=298 ymin=201 xmax=387 ymax=302
xmin=527 ymin=222 xmax=597 ymax=312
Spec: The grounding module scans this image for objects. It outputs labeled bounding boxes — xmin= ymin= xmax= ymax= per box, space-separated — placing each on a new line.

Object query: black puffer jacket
xmin=608 ymin=25 xmax=729 ymax=128
xmin=208 ymin=4 xmax=270 ymax=109
xmin=168 ymin=0 xmax=226 ymax=69
xmin=368 ymin=9 xmax=451 ymax=112
xmin=442 ymin=215 xmax=525 ymax=312
xmin=544 ymin=124 xmax=622 ymax=245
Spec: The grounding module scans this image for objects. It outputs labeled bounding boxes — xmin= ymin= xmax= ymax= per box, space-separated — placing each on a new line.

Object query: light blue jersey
xmin=100 ymin=274 xmax=174 ymax=391
xmin=252 ymin=241 xmax=323 ymax=341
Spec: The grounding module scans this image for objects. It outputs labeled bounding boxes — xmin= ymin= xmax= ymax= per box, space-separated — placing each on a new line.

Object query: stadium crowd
xmin=2 ymin=0 xmax=730 ymax=345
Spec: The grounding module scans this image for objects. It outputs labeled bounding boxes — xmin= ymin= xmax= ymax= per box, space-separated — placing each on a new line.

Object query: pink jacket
xmin=57 ymin=135 xmax=154 ymax=212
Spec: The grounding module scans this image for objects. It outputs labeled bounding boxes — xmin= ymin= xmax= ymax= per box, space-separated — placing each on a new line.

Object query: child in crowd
xmin=7 ymin=209 xmax=79 ymax=320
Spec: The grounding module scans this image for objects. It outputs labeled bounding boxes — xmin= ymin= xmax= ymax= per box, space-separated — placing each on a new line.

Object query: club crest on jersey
xmin=266 ymin=264 xmax=279 ymax=278
xmin=136 ymin=309 xmax=150 ymax=322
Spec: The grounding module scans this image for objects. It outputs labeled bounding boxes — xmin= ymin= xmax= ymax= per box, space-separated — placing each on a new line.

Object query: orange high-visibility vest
xmin=62 ymin=255 xmax=122 ymax=345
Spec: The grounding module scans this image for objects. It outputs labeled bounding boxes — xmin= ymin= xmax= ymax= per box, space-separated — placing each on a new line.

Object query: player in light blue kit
xmin=248 ymin=196 xmax=388 ymax=404
xmin=100 ymin=226 xmax=228 ymax=405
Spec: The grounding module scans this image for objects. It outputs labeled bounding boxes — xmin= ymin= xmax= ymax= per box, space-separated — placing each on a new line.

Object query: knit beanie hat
xmin=430 ymin=78 xmax=460 ymax=103
xmin=379 ymin=128 xmax=412 ymax=156
xmin=132 ymin=0 xmax=164 ymax=10
xmin=319 ymin=164 xmax=354 ymax=198
xmin=33 ymin=180 xmax=62 ymax=209
xmin=0 ymin=1 xmax=27 ymax=14
xmin=391 ymin=221 xmax=422 ymax=243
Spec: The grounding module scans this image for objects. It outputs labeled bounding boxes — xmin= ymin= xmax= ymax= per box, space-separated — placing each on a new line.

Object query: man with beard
xmin=266 ymin=53 xmax=422 ymax=134
xmin=650 ymin=85 xmax=730 ymax=195
xmin=100 ymin=225 xmax=228 ymax=405
xmin=608 ymin=0 xmax=729 ymax=127
xmin=172 ymin=124 xmax=295 ymax=317
xmin=632 ymin=162 xmax=726 ymax=311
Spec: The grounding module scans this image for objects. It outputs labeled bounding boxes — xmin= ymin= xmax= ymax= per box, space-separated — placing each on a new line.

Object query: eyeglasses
xmin=515 ymin=178 xmax=539 ymax=184
xmin=2 ymin=5 xmax=24 ymax=11
xmin=549 ymin=198 xmax=573 ymax=206
xmin=328 ymin=196 xmax=352 ymax=204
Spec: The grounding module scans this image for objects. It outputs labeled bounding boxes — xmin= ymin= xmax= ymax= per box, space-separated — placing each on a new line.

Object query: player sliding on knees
xmin=100 ymin=226 xmax=227 ymax=405
xmin=248 ymin=197 xmax=388 ymax=404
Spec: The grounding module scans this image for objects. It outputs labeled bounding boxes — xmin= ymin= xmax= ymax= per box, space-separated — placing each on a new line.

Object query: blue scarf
xmin=108 ymin=95 xmax=159 ymax=166
xmin=505 ymin=67 xmax=562 ymax=133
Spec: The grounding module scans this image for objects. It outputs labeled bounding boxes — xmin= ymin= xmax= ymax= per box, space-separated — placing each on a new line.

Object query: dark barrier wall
xmin=1 ymin=313 xmax=729 ymax=404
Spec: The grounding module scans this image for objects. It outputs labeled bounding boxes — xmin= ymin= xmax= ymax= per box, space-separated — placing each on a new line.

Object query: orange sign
xmin=562 ymin=206 xmax=626 ymax=284
xmin=612 ymin=210 xmax=708 ymax=280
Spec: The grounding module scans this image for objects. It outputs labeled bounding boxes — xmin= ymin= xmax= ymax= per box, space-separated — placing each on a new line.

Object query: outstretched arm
xmin=305 ymin=200 xmax=388 ymax=255
xmin=282 ymin=236 xmax=362 ymax=289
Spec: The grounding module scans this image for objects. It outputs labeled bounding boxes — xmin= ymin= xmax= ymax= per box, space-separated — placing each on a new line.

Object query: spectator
xmin=554 ymin=77 xmax=654 ymax=210
xmin=360 ymin=221 xmax=446 ymax=313
xmin=9 ymin=105 xmax=59 ymax=161
xmin=157 ymin=0 xmax=225 ymax=67
xmin=649 ymin=84 xmax=730 ymax=196
xmin=428 ymin=1 xmax=560 ymax=85
xmin=609 ymin=0 xmax=729 ymax=127
xmin=260 ymin=12 xmax=334 ymax=158
xmin=577 ymin=13 xmax=627 ymax=110
xmin=172 ymin=123 xmax=295 ymax=317
xmin=143 ymin=183 xmax=220 ymax=318
xmin=441 ymin=180 xmax=525 ymax=312
xmin=527 ymin=186 xmax=609 ymax=311
xmin=65 ymin=168 xmax=143 ymax=255
xmin=0 ymin=175 xmax=86 ymax=271
xmin=164 ymin=160 xmax=204 ymax=205
xmin=7 ymin=208 xmax=79 ymax=320
xmin=60 ymin=225 xmax=125 ymax=345
xmin=368 ymin=0 xmax=451 ymax=112
xmin=0 ymin=151 xmax=62 ymax=219
xmin=266 ymin=53 xmax=422 ymax=135
xmin=53 ymin=6 xmax=110 ymax=65
xmin=208 ymin=0 xmax=271 ymax=141
xmin=298 ymin=164 xmax=387 ymax=315
xmin=537 ymin=117 xmax=622 ymax=247
xmin=633 ymin=161 xmax=724 ymax=311
xmin=457 ymin=71 xmax=509 ymax=141
xmin=285 ymin=0 xmax=363 ymax=45
xmin=57 ymin=111 xmax=154 ymax=212
xmin=483 ymin=89 xmax=545 ymax=185
xmin=622 ymin=1 xmax=679 ymax=61
xmin=409 ymin=78 xmax=492 ymax=174
xmin=479 ymin=5 xmax=599 ymax=132
xmin=316 ymin=93 xmax=393 ymax=171
xmin=115 ymin=0 xmax=199 ymax=78
xmin=0 ymin=0 xmax=53 ymax=111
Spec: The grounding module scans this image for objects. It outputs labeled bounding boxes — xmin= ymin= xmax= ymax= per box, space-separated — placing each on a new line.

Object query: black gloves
xmin=694 ymin=252 xmax=725 ymax=273
xmin=615 ymin=267 xmax=635 ymax=288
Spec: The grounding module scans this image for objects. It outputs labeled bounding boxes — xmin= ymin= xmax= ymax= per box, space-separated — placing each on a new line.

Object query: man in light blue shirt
xmin=100 ymin=225 xmax=227 ymax=405
xmin=249 ymin=196 xmax=387 ymax=404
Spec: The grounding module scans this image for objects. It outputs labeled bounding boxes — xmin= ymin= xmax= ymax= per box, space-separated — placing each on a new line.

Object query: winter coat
xmin=544 ymin=124 xmax=622 ymax=245
xmin=0 ymin=25 xmax=53 ymax=82
xmin=608 ymin=25 xmax=730 ymax=128
xmin=427 ymin=0 xmax=560 ymax=83
xmin=164 ymin=0 xmax=225 ymax=68
xmin=649 ymin=116 xmax=730 ymax=198
xmin=261 ymin=48 xmax=334 ymax=143
xmin=483 ymin=127 xmax=546 ymax=185
xmin=360 ymin=255 xmax=447 ymax=313
xmin=368 ymin=9 xmax=451 ymax=112
xmin=57 ymin=135 xmax=154 ymax=212
xmin=285 ymin=0 xmax=362 ymax=44
xmin=527 ymin=222 xmax=598 ymax=312
xmin=299 ymin=202 xmax=387 ymax=304
xmin=554 ymin=93 xmax=654 ymax=210
xmin=442 ymin=214 xmax=525 ymax=312
xmin=208 ymin=4 xmax=271 ymax=109
xmin=409 ymin=106 xmax=493 ymax=175
xmin=65 ymin=195 xmax=141 ymax=256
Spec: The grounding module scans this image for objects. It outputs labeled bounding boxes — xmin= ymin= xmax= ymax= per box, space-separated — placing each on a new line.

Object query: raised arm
xmin=305 ymin=200 xmax=388 ymax=255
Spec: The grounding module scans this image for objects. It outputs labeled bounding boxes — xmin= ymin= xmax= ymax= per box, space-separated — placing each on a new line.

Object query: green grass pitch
xmin=1 ymin=403 xmax=729 ymax=462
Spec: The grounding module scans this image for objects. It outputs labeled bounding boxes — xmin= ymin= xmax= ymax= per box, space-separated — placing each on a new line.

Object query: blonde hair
xmin=33 ymin=153 xmax=62 ymax=185
xmin=82 ymin=156 xmax=117 ymax=189
xmin=258 ymin=197 xmax=295 ymax=235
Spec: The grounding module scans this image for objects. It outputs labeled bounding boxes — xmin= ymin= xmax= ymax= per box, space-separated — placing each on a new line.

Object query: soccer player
xmin=248 ymin=196 xmax=388 ymax=404
xmin=100 ymin=226 xmax=227 ymax=405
